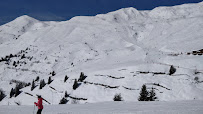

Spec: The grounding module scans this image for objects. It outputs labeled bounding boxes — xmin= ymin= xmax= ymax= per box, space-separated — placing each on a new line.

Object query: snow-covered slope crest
xmin=149 ymin=1 xmax=203 ymax=19
xmin=0 ymin=2 xmax=203 ymax=105
xmin=94 ymin=1 xmax=203 ymax=23
xmin=0 ymin=15 xmax=48 ymax=45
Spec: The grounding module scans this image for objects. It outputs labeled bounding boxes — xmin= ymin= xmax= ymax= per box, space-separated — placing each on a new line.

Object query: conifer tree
xmin=31 ymin=80 xmax=35 ymax=91
xmin=78 ymin=72 xmax=86 ymax=82
xmin=64 ymin=75 xmax=69 ymax=82
xmin=0 ymin=89 xmax=6 ymax=101
xmin=15 ymin=85 xmax=20 ymax=97
xmin=169 ymin=65 xmax=176 ymax=75
xmin=39 ymin=79 xmax=46 ymax=89
xmin=148 ymin=88 xmax=157 ymax=101
xmin=35 ymin=76 xmax=39 ymax=82
xmin=65 ymin=91 xmax=69 ymax=97
xmin=113 ymin=93 xmax=123 ymax=101
xmin=48 ymin=76 xmax=52 ymax=84
xmin=73 ymin=79 xmax=78 ymax=90
xmin=10 ymin=88 xmax=14 ymax=98
xmin=138 ymin=84 xmax=148 ymax=101
xmin=51 ymin=71 xmax=56 ymax=76
xmin=59 ymin=97 xmax=68 ymax=104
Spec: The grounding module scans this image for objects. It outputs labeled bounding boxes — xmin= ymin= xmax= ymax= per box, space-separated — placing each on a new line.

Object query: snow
xmin=0 ymin=1 xmax=203 ymax=110
xmin=0 ymin=101 xmax=203 ymax=114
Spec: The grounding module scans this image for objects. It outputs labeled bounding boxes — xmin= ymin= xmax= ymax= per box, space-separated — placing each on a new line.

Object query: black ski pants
xmin=37 ymin=109 xmax=43 ymax=114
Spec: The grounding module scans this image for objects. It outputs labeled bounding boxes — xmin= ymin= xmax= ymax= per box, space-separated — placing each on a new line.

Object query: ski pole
xmin=33 ymin=104 xmax=35 ymax=114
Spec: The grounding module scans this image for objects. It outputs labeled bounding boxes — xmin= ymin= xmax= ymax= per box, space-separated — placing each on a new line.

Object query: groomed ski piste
xmin=0 ymin=101 xmax=203 ymax=114
xmin=0 ymin=1 xmax=203 ymax=114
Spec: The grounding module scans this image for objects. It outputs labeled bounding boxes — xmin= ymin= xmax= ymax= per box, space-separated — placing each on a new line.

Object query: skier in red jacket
xmin=34 ymin=95 xmax=43 ymax=114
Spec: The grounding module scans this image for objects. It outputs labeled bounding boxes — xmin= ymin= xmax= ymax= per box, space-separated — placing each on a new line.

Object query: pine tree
xmin=113 ymin=93 xmax=123 ymax=101
xmin=64 ymin=75 xmax=69 ymax=82
xmin=169 ymin=65 xmax=176 ymax=75
xmin=35 ymin=76 xmax=39 ymax=82
xmin=51 ymin=71 xmax=56 ymax=76
xmin=0 ymin=89 xmax=6 ymax=101
xmin=13 ymin=61 xmax=16 ymax=67
xmin=31 ymin=80 xmax=35 ymax=91
xmin=15 ymin=85 xmax=20 ymax=97
xmin=10 ymin=88 xmax=14 ymax=98
xmin=148 ymin=88 xmax=157 ymax=101
xmin=65 ymin=91 xmax=69 ymax=97
xmin=78 ymin=72 xmax=86 ymax=82
xmin=21 ymin=54 xmax=25 ymax=59
xmin=39 ymin=79 xmax=46 ymax=89
xmin=59 ymin=97 xmax=68 ymax=104
xmin=48 ymin=76 xmax=52 ymax=84
xmin=138 ymin=84 xmax=148 ymax=101
xmin=73 ymin=79 xmax=78 ymax=90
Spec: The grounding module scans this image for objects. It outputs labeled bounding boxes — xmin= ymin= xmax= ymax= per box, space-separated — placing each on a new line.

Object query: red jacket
xmin=34 ymin=98 xmax=43 ymax=109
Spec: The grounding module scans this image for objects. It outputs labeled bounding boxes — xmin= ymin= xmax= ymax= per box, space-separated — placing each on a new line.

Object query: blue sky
xmin=0 ymin=0 xmax=202 ymax=24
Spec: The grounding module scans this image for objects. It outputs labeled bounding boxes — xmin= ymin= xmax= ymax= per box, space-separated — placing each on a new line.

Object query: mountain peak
xmin=12 ymin=15 xmax=38 ymax=24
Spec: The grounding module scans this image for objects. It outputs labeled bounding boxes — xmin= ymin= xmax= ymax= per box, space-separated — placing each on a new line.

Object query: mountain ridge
xmin=0 ymin=2 xmax=203 ymax=105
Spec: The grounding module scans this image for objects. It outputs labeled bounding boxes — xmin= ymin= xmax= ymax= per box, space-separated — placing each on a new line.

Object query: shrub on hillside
xmin=48 ymin=76 xmax=53 ymax=84
xmin=65 ymin=91 xmax=69 ymax=97
xmin=64 ymin=75 xmax=69 ymax=82
xmin=59 ymin=97 xmax=68 ymax=104
xmin=194 ymin=76 xmax=199 ymax=83
xmin=10 ymin=88 xmax=15 ymax=98
xmin=50 ymin=71 xmax=56 ymax=76
xmin=35 ymin=76 xmax=40 ymax=82
xmin=39 ymin=79 xmax=46 ymax=89
xmin=73 ymin=79 xmax=79 ymax=90
xmin=113 ymin=93 xmax=123 ymax=101
xmin=148 ymin=88 xmax=157 ymax=101
xmin=169 ymin=65 xmax=176 ymax=75
xmin=0 ymin=89 xmax=6 ymax=101
xmin=31 ymin=80 xmax=35 ymax=91
xmin=15 ymin=84 xmax=21 ymax=97
xmin=78 ymin=72 xmax=86 ymax=82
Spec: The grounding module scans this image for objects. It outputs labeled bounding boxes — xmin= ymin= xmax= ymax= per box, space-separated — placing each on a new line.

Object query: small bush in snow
xmin=13 ymin=61 xmax=17 ymax=67
xmin=10 ymin=88 xmax=15 ymax=98
xmin=48 ymin=76 xmax=53 ymax=84
xmin=0 ymin=89 xmax=6 ymax=101
xmin=15 ymin=84 xmax=21 ymax=97
xmin=73 ymin=79 xmax=79 ymax=90
xmin=169 ymin=65 xmax=176 ymax=75
xmin=21 ymin=54 xmax=26 ymax=59
xmin=31 ymin=80 xmax=35 ymax=91
xmin=113 ymin=93 xmax=123 ymax=101
xmin=194 ymin=76 xmax=199 ymax=83
xmin=50 ymin=71 xmax=56 ymax=76
xmin=78 ymin=72 xmax=86 ymax=82
xmin=35 ymin=76 xmax=40 ymax=82
xmin=64 ymin=75 xmax=69 ymax=82
xmin=59 ymin=97 xmax=68 ymax=104
xmin=148 ymin=88 xmax=157 ymax=101
xmin=65 ymin=91 xmax=69 ymax=97
xmin=39 ymin=79 xmax=46 ymax=89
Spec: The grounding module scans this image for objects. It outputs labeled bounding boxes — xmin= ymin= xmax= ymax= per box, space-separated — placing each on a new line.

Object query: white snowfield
xmin=0 ymin=101 xmax=203 ymax=114
xmin=0 ymin=1 xmax=203 ymax=112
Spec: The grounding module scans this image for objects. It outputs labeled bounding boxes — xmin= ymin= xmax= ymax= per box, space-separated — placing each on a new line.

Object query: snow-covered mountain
xmin=0 ymin=2 xmax=203 ymax=105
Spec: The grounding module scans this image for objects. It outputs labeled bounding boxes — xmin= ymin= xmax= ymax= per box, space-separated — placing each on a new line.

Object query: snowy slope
xmin=0 ymin=2 xmax=203 ymax=106
xmin=1 ymin=101 xmax=203 ymax=114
